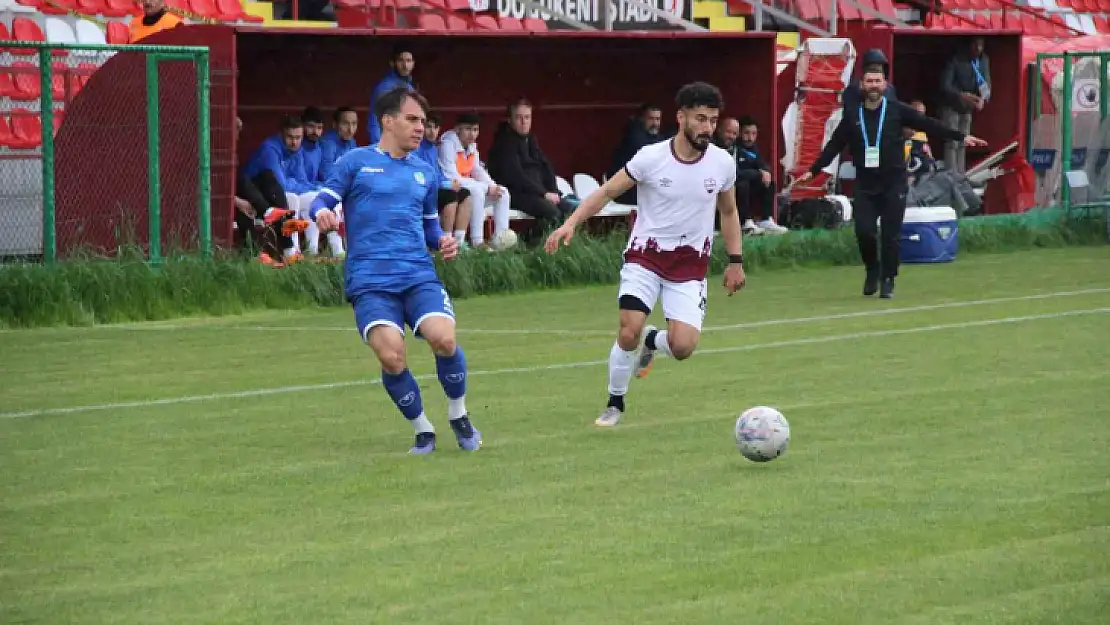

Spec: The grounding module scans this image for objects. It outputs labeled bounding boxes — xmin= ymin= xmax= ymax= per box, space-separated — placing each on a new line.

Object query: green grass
xmin=1 ymin=247 xmax=1109 ymax=624
xmin=1 ymin=208 xmax=1106 ymax=328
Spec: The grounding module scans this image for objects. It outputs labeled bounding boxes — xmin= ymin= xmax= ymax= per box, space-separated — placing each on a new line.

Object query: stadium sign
xmin=471 ymin=0 xmax=692 ymax=31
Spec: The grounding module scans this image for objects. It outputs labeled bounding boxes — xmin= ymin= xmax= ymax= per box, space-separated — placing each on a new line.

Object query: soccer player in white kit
xmin=544 ymin=82 xmax=747 ymax=426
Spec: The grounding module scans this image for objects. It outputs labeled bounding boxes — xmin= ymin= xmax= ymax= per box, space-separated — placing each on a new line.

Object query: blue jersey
xmin=415 ymin=138 xmax=454 ymax=190
xmin=301 ymin=138 xmax=323 ymax=184
xmin=318 ymin=129 xmax=357 ymax=182
xmin=311 ymin=146 xmax=444 ymax=297
xmin=242 ymin=134 xmax=316 ymax=194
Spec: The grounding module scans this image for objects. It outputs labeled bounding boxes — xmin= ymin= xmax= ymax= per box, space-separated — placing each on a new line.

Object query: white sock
xmin=453 ymin=230 xmax=466 ymax=242
xmin=411 ymin=413 xmax=435 ymax=434
xmin=305 ymin=221 xmax=321 ymax=255
xmin=282 ymin=247 xmax=296 ymax=259
xmin=607 ymin=341 xmax=636 ymax=396
xmin=326 ymin=231 xmax=345 ymax=255
xmin=448 ymin=397 xmax=467 ymax=421
xmin=649 ymin=329 xmax=674 ymax=358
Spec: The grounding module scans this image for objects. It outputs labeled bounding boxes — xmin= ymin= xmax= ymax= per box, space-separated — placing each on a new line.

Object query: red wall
xmin=54 ymin=25 xmax=236 ymax=255
xmin=235 ymin=29 xmax=780 ymax=186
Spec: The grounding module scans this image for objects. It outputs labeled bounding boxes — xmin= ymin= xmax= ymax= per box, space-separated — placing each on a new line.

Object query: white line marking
xmin=4 ymin=306 xmax=1107 ymax=420
xmin=36 ymin=286 xmax=1108 ymax=336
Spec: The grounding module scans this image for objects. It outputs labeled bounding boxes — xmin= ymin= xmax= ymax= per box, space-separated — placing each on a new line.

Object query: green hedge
xmin=1 ymin=208 xmax=1105 ymax=328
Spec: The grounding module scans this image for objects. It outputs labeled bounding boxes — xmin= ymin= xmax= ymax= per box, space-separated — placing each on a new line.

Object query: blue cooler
xmin=899 ymin=206 xmax=959 ymax=264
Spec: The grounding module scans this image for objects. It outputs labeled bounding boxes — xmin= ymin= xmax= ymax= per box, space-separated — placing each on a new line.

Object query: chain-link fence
xmin=1027 ymin=51 xmax=1110 ymax=210
xmin=0 ymin=40 xmax=210 ymax=263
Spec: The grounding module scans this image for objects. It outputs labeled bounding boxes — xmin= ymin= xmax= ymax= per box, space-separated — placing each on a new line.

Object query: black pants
xmin=236 ymin=170 xmax=293 ymax=256
xmin=735 ymin=169 xmax=774 ymax=223
xmin=853 ymin=182 xmax=907 ymax=279
xmin=513 ymin=194 xmax=574 ymax=238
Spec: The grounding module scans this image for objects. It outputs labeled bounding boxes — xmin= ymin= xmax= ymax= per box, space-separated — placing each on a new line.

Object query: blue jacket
xmin=317 ymin=129 xmax=358 ymax=182
xmin=241 ymin=134 xmax=316 ymax=194
xmin=415 ymin=138 xmax=454 ymax=190
xmin=368 ymin=70 xmax=414 ymax=145
xmin=301 ymin=138 xmax=323 ymax=185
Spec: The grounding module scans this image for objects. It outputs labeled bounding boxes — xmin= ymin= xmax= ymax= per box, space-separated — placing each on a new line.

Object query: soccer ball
xmin=489 ymin=228 xmax=519 ymax=251
xmin=734 ymin=406 xmax=790 ymax=462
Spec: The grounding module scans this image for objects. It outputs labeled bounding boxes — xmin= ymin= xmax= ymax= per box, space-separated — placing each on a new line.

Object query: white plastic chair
xmin=44 ymin=17 xmax=78 ymax=46
xmin=556 ymin=175 xmax=574 ymax=197
xmin=572 ymin=173 xmax=600 ymax=198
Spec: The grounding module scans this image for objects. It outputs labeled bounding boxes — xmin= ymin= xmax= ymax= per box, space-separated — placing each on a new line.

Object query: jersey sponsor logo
xmin=659 ymin=177 xmax=673 ymax=188
xmin=414 ymin=171 xmax=426 ymax=185
xmin=361 ymin=167 xmax=385 ymax=173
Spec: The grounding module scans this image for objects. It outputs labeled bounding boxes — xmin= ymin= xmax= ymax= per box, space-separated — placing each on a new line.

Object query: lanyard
xmin=859 ymin=97 xmax=888 ymax=151
xmin=971 ymin=59 xmax=985 ymax=85
xmin=740 ymin=148 xmax=758 ymax=160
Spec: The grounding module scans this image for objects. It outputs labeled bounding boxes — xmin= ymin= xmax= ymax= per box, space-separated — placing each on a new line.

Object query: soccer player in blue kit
xmin=308 ymin=87 xmax=482 ymax=455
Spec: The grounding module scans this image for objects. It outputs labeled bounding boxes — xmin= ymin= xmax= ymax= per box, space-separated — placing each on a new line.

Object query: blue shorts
xmin=352 ymin=282 xmax=455 ymax=342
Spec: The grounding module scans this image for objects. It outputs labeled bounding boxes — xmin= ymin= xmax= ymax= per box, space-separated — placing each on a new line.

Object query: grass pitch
xmin=2 ymin=247 xmax=1109 ymax=624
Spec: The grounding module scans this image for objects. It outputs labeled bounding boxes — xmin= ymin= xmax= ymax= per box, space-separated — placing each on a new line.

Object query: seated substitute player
xmin=308 ymin=86 xmax=482 ymax=455
xmin=545 ymin=82 xmax=747 ymax=427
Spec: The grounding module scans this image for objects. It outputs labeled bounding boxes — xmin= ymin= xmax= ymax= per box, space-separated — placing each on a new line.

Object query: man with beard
xmin=797 ymin=62 xmax=986 ymax=299
xmin=715 ymin=116 xmax=788 ymax=235
xmin=544 ymin=82 xmax=746 ymax=427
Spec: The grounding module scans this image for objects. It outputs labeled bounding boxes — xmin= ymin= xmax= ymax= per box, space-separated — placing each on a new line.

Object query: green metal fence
xmin=0 ymin=41 xmax=211 ymax=263
xmin=1027 ymin=51 xmax=1110 ymax=209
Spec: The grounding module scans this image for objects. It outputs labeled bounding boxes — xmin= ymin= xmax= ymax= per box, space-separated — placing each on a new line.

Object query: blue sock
xmin=381 ymin=369 xmax=424 ymax=421
xmin=435 ymin=346 xmax=468 ymax=400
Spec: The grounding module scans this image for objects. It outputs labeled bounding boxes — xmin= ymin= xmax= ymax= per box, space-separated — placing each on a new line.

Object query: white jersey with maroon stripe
xmin=622 ymin=139 xmax=736 ymax=282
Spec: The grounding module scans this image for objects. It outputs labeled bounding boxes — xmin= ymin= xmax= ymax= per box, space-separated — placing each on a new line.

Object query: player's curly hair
xmin=675 ymin=82 xmax=724 ymax=112
xmin=374 ymin=86 xmax=429 ymax=125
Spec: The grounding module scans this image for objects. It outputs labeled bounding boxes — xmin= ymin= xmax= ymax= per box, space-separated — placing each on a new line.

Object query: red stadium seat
xmin=445 ymin=13 xmax=469 ymax=29
xmin=104 ymin=0 xmax=141 ymax=15
xmin=0 ymin=68 xmax=16 ymax=98
xmin=16 ymin=0 xmax=68 ymax=15
xmin=216 ymin=0 xmax=265 ymax=23
xmin=10 ymin=109 xmax=42 ymax=149
xmin=418 ymin=13 xmax=447 ymax=29
xmin=11 ymin=18 xmax=46 ymax=57
xmin=189 ymin=0 xmax=223 ymax=19
xmin=106 ymin=21 xmax=130 ymax=44
xmin=1096 ymin=16 xmax=1110 ymax=33
xmin=473 ymin=15 xmax=499 ymax=29
xmin=522 ymin=17 xmax=547 ymax=31
xmin=0 ymin=116 xmax=16 ymax=149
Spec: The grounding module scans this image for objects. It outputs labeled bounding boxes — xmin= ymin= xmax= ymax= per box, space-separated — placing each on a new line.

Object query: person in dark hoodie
xmin=797 ymin=60 xmax=986 ymax=299
xmin=715 ymin=116 xmax=789 ymax=235
xmin=607 ymin=103 xmax=667 ymax=205
xmin=486 ymin=98 xmax=574 ymax=236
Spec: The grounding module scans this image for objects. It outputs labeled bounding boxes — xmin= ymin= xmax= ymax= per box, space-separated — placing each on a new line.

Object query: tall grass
xmin=1 ymin=208 xmax=1105 ymax=328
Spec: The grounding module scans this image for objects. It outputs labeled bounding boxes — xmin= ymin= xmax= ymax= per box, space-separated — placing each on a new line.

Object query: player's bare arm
xmin=716 ymin=186 xmax=747 ymax=295
xmin=544 ymin=170 xmax=637 ymax=253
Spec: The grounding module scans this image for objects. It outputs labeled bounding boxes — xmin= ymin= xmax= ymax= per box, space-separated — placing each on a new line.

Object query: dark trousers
xmin=513 ymin=194 xmax=575 ymax=238
xmin=736 ymin=169 xmax=774 ymax=223
xmin=236 ymin=170 xmax=293 ymax=256
xmin=853 ymin=182 xmax=907 ymax=279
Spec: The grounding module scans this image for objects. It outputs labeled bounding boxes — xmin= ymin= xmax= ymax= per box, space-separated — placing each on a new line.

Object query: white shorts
xmin=617 ymin=262 xmax=707 ymax=331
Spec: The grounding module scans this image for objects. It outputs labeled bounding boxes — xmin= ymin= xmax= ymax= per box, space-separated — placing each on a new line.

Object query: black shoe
xmin=863 ymin=268 xmax=880 ymax=296
xmin=880 ymin=278 xmax=895 ymax=299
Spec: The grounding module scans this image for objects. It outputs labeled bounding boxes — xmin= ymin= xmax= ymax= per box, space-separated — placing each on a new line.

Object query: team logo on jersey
xmin=703 ymin=178 xmax=717 ymax=193
xmin=414 ymin=171 xmax=426 ymax=185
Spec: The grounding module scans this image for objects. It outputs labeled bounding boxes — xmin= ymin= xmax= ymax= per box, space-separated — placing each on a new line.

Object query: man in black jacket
xmin=716 ymin=116 xmax=789 ymax=235
xmin=939 ymin=37 xmax=990 ymax=173
xmin=798 ymin=62 xmax=987 ymax=299
xmin=487 ymin=98 xmax=574 ymax=236
xmin=607 ymin=103 xmax=667 ymax=205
